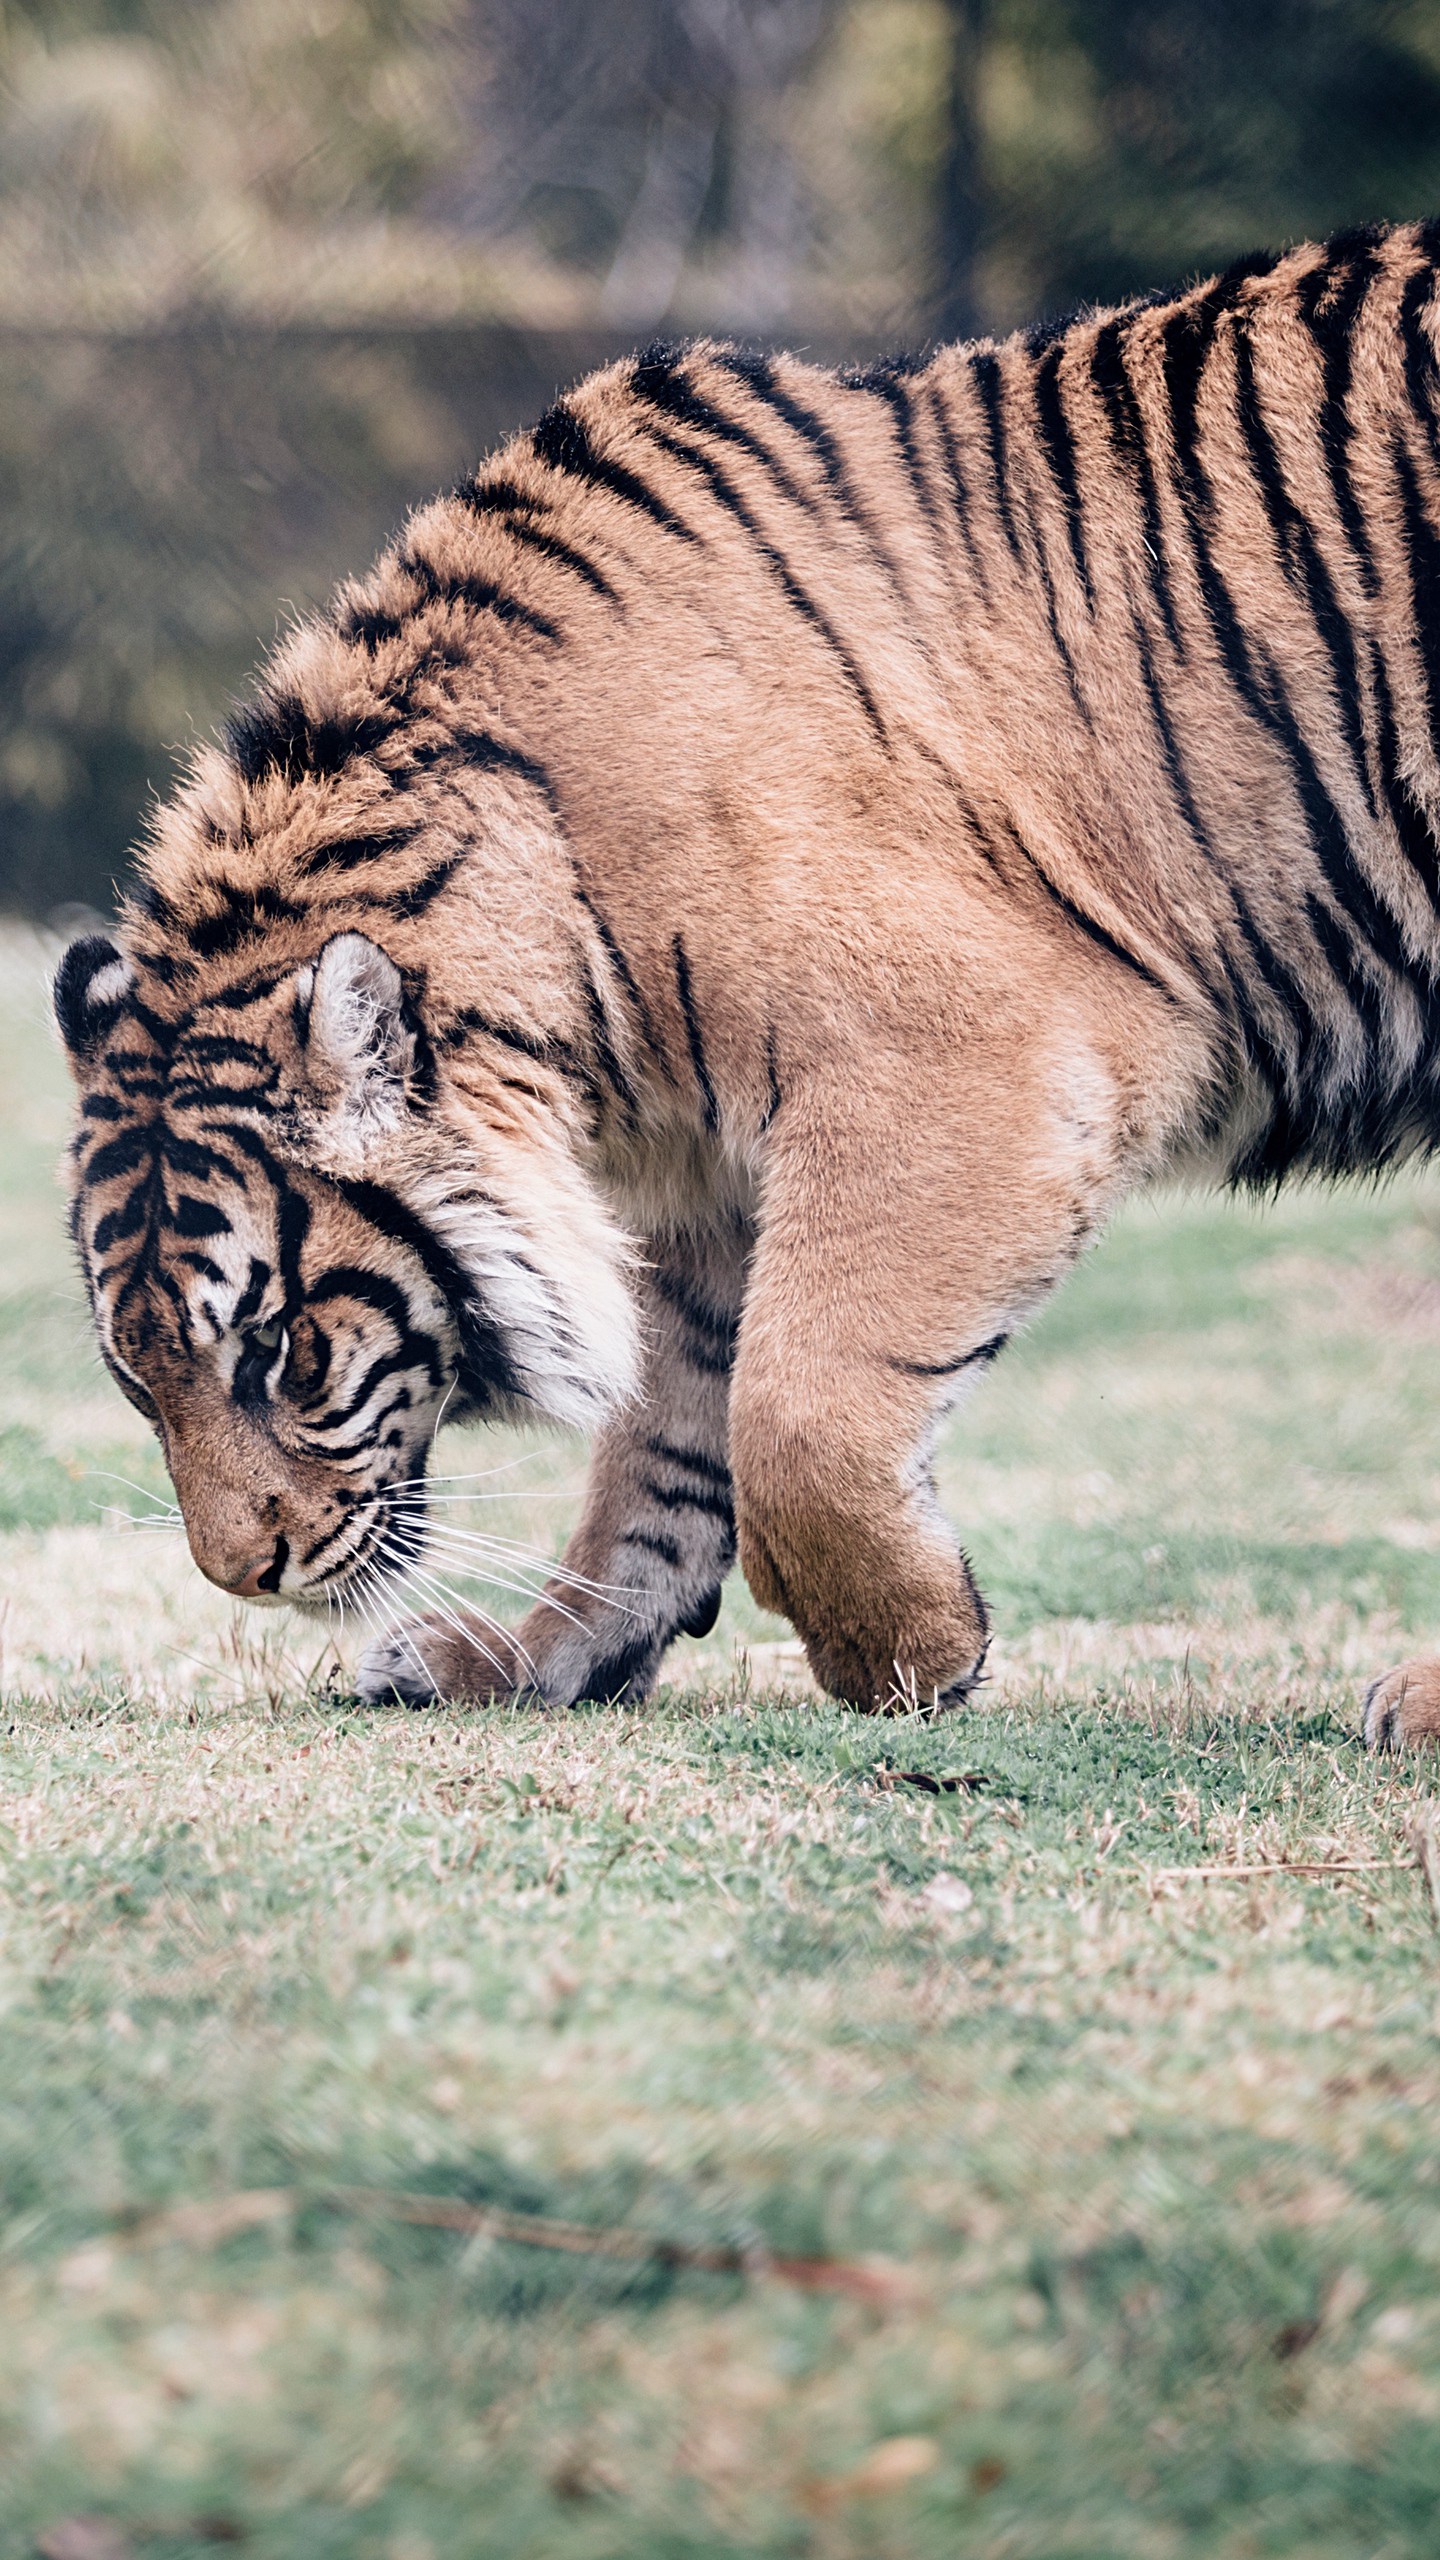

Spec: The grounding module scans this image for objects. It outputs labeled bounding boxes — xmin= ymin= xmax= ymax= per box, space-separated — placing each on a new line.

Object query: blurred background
xmin=6 ymin=0 xmax=1440 ymax=917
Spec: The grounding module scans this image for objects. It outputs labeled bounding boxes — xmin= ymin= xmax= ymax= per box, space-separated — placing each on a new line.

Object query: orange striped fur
xmin=54 ymin=220 xmax=1440 ymax=1732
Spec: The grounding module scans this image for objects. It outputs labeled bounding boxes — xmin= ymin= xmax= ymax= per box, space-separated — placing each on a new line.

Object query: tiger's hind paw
xmin=357 ymin=1614 xmax=537 ymax=1708
xmin=1362 ymin=1657 xmax=1440 ymax=1751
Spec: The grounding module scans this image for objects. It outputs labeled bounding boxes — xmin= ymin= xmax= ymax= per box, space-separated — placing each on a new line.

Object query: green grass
xmin=3 ymin=924 xmax=1440 ymax=2557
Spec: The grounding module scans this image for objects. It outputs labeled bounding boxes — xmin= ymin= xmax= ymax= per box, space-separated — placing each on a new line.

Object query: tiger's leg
xmin=1362 ymin=1661 xmax=1440 ymax=1750
xmin=359 ymin=1219 xmax=746 ymax=1706
xmin=728 ymin=1081 xmax=1109 ymax=1711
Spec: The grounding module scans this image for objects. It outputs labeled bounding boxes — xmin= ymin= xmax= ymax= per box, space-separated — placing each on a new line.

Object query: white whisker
xmin=391 ymin=1512 xmax=638 ymax=1605
xmin=373 ymin=1532 xmax=573 ymax=1631
xmin=384 ymin=1559 xmax=527 ymax=1686
xmin=378 ymin=1534 xmax=590 ymax=1633
xmin=86 ymin=1470 xmax=181 ymax=1515
xmin=381 ymin=1450 xmax=561 ymax=1497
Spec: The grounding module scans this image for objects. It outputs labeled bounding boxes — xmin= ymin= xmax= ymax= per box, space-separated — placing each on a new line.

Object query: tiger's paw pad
xmin=357 ymin=1615 xmax=536 ymax=1708
xmin=1362 ymin=1658 xmax=1440 ymax=1751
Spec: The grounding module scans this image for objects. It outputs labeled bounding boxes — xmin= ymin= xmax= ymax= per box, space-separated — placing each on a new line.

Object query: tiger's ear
xmin=289 ymin=932 xmax=418 ymax=1165
xmin=54 ymin=935 xmax=135 ymax=1070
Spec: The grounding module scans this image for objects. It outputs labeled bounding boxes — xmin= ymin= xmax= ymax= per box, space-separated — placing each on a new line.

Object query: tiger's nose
xmin=224 ymin=1536 xmax=290 ymax=1597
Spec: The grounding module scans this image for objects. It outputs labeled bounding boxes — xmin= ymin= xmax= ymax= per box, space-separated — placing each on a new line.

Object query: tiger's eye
xmin=252 ymin=1318 xmax=285 ymax=1354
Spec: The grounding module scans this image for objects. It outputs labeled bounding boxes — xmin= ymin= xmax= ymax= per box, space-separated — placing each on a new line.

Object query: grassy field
xmin=3 ymin=922 xmax=1440 ymax=2559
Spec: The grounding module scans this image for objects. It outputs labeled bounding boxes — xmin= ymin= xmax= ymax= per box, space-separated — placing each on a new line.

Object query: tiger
xmin=53 ymin=217 xmax=1440 ymax=1743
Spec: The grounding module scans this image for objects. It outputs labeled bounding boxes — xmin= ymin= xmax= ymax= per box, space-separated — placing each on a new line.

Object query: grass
xmin=2 ymin=921 xmax=1440 ymax=2557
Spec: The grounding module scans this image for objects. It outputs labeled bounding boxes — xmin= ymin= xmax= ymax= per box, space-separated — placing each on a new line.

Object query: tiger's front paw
xmin=1363 ymin=1657 xmax=1440 ymax=1750
xmin=357 ymin=1613 xmax=537 ymax=1707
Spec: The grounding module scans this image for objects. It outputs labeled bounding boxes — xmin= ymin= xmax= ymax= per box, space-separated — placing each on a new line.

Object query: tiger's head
xmin=55 ymin=925 xmax=637 ymax=1614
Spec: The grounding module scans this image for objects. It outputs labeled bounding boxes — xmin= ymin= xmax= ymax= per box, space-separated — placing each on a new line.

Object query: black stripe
xmin=186 ymin=883 xmax=305 ymax=961
xmin=388 ymin=854 xmax=462 ymax=920
xmin=254 ymin=1537 xmax=289 ymax=1594
xmin=125 ymin=995 xmax=176 ymax=1050
xmin=968 ymin=353 xmax=1024 ymax=567
xmin=300 ymin=826 xmax=418 ymax=877
xmin=131 ymin=880 xmax=178 ymax=930
xmin=532 ymin=400 xmax=701 ymax=546
xmin=439 ymin=1007 xmax=599 ymax=1101
xmin=174 ymin=1033 xmax=272 ymax=1069
xmin=1123 ymin=625 xmax=1295 ymax=1032
xmin=672 ymin=935 xmax=719 ymax=1129
xmin=307 ymin=1259 xmax=422 ymax=1320
xmin=1091 ymin=317 xmax=1183 ymax=651
xmin=452 ymin=473 xmax=541 ymax=517
xmin=1031 ymin=339 xmax=1094 ymax=606
xmin=999 ymin=820 xmax=1176 ymax=1000
xmin=631 ymin=343 xmax=824 ymax=522
xmin=760 ymin=1026 xmax=782 ymax=1131
xmin=1399 ymin=251 xmax=1440 ymax=474
xmin=334 ymin=1178 xmax=523 ymax=1407
xmin=398 ymin=552 xmax=561 ymax=642
xmin=922 ymin=373 xmax=991 ymax=588
xmin=714 ymin=346 xmax=913 ymax=583
xmin=1395 ymin=439 xmax=1440 ymax=752
xmin=93 ymin=1177 xmax=152 ymax=1256
xmin=340 ymin=601 xmax=408 ymax=651
xmin=165 ymin=1079 xmax=278 ymax=1115
xmin=167 ymin=1194 xmax=231 ymax=1239
xmin=1163 ymin=249 xmax=1285 ymax=465
xmin=643 ymin=422 xmax=889 ymax=744
xmin=652 ymin=1265 xmax=737 ymax=1358
xmin=503 ymin=516 xmax=620 ymax=602
xmin=574 ymin=888 xmax=674 ymax=1079
xmin=192 ymin=968 xmax=290 ymax=1012
xmin=839 ymin=354 xmax=948 ymax=540
xmin=893 ymin=1331 xmax=1010 ymax=1378
xmin=1303 ymin=889 xmax=1390 ymax=1046
xmin=1131 ymin=624 xmax=1209 ymax=849
xmin=1230 ymin=314 xmax=1375 ymax=820
xmin=1294 ymin=229 xmax=1383 ymax=595
xmin=621 ymin=1527 xmax=684 ymax=1568
xmin=1372 ymin=652 xmax=1440 ymax=917
xmin=231 ymin=1255 xmax=272 ymax=1329
xmin=1019 ymin=481 xmax=1091 ymax=715
xmin=578 ymin=963 xmax=637 ymax=1119
xmin=225 ymin=688 xmax=395 ymax=786
xmin=639 ymin=1476 xmax=735 ymax=1526
xmin=644 ymin=1436 xmax=732 ymax=1488
xmin=395 ymin=725 xmax=556 ymax=802
xmin=84 ymin=1126 xmax=156 ymax=1185
xmin=1159 ymin=289 xmax=1406 ymax=996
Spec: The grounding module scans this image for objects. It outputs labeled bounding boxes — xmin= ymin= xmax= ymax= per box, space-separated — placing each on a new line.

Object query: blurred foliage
xmin=5 ymin=0 xmax=1440 ymax=335
xmin=4 ymin=0 xmax=1440 ymax=911
xmin=0 ymin=328 xmax=621 ymax=915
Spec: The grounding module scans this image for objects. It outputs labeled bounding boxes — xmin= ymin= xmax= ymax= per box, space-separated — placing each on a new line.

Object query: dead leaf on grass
xmin=803 ymin=2434 xmax=940 ymax=2511
xmin=126 ymin=2189 xmax=292 ymax=2249
xmin=35 ymin=2523 xmax=134 ymax=2560
xmin=102 ymin=2186 xmax=914 ymax=2304
xmin=921 ymin=1873 xmax=975 ymax=1914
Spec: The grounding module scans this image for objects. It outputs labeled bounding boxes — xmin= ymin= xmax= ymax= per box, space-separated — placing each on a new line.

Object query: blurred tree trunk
xmin=930 ymin=0 xmax=987 ymax=345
